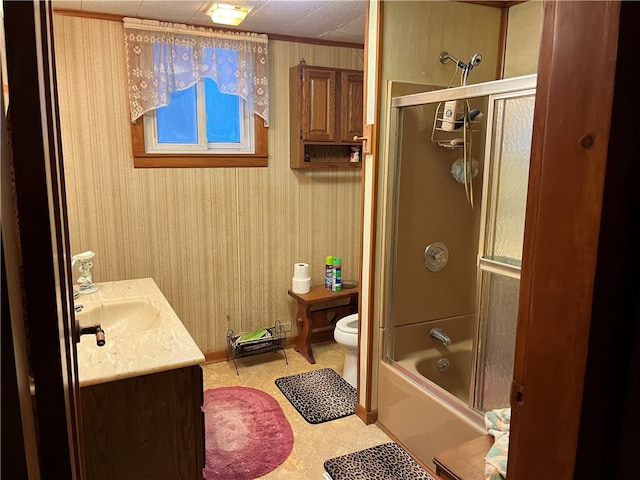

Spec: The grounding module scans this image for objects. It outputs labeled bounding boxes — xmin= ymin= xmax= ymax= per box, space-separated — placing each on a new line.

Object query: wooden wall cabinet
xmin=338 ymin=70 xmax=365 ymax=143
xmin=289 ymin=63 xmax=363 ymax=169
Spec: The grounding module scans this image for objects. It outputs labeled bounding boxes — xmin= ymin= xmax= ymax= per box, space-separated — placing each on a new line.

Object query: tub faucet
xmin=430 ymin=327 xmax=451 ymax=346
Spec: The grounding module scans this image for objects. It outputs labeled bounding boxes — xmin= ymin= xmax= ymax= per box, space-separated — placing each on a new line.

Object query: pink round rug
xmin=203 ymin=386 xmax=294 ymax=480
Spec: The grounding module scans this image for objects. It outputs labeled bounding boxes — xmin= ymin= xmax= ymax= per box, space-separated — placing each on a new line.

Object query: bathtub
xmin=392 ymin=314 xmax=475 ymax=404
xmin=377 ymin=362 xmax=485 ymax=469
xmin=394 ymin=338 xmax=473 ymax=405
xmin=377 ymin=315 xmax=485 ymax=468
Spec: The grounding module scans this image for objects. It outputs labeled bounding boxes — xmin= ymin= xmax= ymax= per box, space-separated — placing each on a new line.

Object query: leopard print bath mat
xmin=275 ymin=368 xmax=356 ymax=424
xmin=324 ymin=442 xmax=436 ymax=480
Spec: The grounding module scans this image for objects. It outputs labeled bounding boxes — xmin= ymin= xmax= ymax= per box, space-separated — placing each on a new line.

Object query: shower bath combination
xmin=432 ymin=51 xmax=485 ymax=208
xmin=381 ymin=69 xmax=536 ymax=466
xmin=384 ymin=71 xmax=536 ymax=443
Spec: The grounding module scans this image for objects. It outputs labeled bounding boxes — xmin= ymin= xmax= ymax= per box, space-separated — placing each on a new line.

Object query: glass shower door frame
xmin=384 ymin=76 xmax=537 ymax=411
xmin=471 ymin=88 xmax=537 ymax=412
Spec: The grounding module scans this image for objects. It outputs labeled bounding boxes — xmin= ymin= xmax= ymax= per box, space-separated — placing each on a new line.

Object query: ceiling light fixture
xmin=207 ymin=3 xmax=253 ymax=26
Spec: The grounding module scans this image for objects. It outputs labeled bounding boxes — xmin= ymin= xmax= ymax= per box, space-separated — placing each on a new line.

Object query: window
xmin=131 ymin=111 xmax=267 ymax=168
xmin=143 ymin=77 xmax=255 ymax=154
xmin=123 ymin=18 xmax=269 ymax=168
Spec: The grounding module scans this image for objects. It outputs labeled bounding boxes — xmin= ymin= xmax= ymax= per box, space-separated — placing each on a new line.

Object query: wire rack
xmin=226 ymin=320 xmax=288 ymax=375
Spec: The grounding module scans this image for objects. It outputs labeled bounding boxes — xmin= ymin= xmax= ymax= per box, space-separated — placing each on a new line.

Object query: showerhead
xmin=469 ymin=53 xmax=482 ymax=68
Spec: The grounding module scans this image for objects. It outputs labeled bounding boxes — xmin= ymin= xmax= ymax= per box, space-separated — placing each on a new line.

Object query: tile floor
xmin=201 ymin=341 xmax=394 ymax=479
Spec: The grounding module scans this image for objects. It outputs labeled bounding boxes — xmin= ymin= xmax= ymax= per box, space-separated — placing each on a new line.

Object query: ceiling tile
xmin=319 ymin=30 xmax=364 ymax=45
xmin=287 ymin=4 xmax=363 ymax=37
xmin=80 ymin=0 xmax=142 ymax=16
xmin=257 ymin=1 xmax=329 ymax=15
xmin=334 ymin=14 xmax=365 ymax=35
xmin=52 ymin=0 xmax=366 ymax=44
xmin=137 ymin=2 xmax=205 ymax=24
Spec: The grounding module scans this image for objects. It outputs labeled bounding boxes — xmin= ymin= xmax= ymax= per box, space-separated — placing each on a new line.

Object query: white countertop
xmin=76 ymin=278 xmax=205 ymax=387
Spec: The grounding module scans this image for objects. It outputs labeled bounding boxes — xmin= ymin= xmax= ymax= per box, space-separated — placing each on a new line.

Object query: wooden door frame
xmin=509 ymin=1 xmax=638 ymax=478
xmin=3 ymin=0 xmax=83 ymax=477
xmin=356 ymin=0 xmax=383 ymax=425
xmin=3 ymin=0 xmax=637 ymax=478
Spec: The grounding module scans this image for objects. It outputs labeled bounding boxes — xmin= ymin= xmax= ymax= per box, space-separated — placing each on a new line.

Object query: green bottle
xmin=332 ymin=257 xmax=342 ymax=292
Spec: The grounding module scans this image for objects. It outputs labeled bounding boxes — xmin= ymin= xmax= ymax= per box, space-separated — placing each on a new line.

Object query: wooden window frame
xmin=131 ymin=115 xmax=268 ymax=168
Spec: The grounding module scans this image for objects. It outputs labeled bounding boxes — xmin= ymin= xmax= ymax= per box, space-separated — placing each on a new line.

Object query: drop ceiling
xmin=52 ymin=0 xmax=366 ymax=45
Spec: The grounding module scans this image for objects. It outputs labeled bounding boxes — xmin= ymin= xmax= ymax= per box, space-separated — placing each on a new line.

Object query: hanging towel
xmin=483 ymin=407 xmax=510 ymax=480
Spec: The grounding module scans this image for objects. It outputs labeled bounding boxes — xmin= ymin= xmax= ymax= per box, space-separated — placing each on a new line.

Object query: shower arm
xmin=439 ymin=51 xmax=466 ymax=70
xmin=440 ymin=52 xmax=482 ymax=87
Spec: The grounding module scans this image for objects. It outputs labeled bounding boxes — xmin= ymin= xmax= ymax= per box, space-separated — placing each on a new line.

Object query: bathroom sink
xmin=76 ymin=299 xmax=163 ymax=339
xmin=74 ymin=278 xmax=204 ymax=388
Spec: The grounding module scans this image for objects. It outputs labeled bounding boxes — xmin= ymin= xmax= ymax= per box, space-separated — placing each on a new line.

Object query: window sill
xmin=133 ymin=154 xmax=268 ymax=168
xmin=130 ymin=115 xmax=268 ymax=168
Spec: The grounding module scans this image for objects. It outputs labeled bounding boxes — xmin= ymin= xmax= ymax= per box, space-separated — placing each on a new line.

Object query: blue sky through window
xmin=156 ymin=86 xmax=198 ymax=144
xmin=205 ymin=78 xmax=240 ymax=143
xmin=154 ymin=45 xmax=242 ymax=145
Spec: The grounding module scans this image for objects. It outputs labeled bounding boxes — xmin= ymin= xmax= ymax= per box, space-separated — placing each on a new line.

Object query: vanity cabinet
xmin=81 ymin=365 xmax=204 ymax=480
xmin=289 ymin=63 xmax=363 ymax=169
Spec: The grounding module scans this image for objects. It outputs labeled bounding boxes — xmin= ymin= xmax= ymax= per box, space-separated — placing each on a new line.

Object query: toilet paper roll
xmin=293 ymin=262 xmax=310 ymax=280
xmin=291 ymin=277 xmax=311 ymax=294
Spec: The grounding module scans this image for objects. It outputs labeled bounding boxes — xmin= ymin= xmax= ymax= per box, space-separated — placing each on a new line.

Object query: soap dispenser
xmin=71 ymin=250 xmax=99 ymax=294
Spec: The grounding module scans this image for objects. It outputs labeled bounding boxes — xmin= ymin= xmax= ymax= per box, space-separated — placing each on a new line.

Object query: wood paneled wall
xmin=53 ymin=15 xmax=364 ymax=357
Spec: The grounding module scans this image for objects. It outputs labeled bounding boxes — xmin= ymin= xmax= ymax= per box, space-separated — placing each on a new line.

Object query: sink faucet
xmin=430 ymin=327 xmax=451 ymax=346
xmin=75 ymin=320 xmax=105 ymax=347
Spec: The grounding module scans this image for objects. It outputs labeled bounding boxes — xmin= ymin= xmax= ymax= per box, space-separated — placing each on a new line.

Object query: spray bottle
xmin=325 ymin=256 xmax=334 ymax=289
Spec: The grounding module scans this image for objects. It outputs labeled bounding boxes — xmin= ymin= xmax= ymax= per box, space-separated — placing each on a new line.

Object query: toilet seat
xmin=336 ymin=314 xmax=358 ymax=334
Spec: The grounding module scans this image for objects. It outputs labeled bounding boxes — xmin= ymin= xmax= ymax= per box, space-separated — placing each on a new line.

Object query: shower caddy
xmin=431 ymin=51 xmax=484 ymax=208
xmin=226 ymin=320 xmax=288 ymax=374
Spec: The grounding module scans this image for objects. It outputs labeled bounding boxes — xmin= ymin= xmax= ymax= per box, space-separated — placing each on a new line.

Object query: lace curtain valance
xmin=123 ymin=18 xmax=269 ymax=125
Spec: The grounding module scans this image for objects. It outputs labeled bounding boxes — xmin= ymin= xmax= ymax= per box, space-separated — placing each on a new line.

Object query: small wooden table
xmin=433 ymin=434 xmax=494 ymax=480
xmin=287 ymin=285 xmax=358 ymax=364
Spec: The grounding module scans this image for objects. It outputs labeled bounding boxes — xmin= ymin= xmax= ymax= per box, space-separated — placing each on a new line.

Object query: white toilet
xmin=333 ymin=313 xmax=359 ymax=388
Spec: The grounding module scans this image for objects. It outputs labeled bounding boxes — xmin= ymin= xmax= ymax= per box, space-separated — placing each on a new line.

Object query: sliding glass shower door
xmin=473 ymin=92 xmax=536 ymax=412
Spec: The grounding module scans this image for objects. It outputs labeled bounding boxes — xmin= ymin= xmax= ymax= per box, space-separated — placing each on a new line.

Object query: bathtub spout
xmin=429 ymin=327 xmax=451 ymax=346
